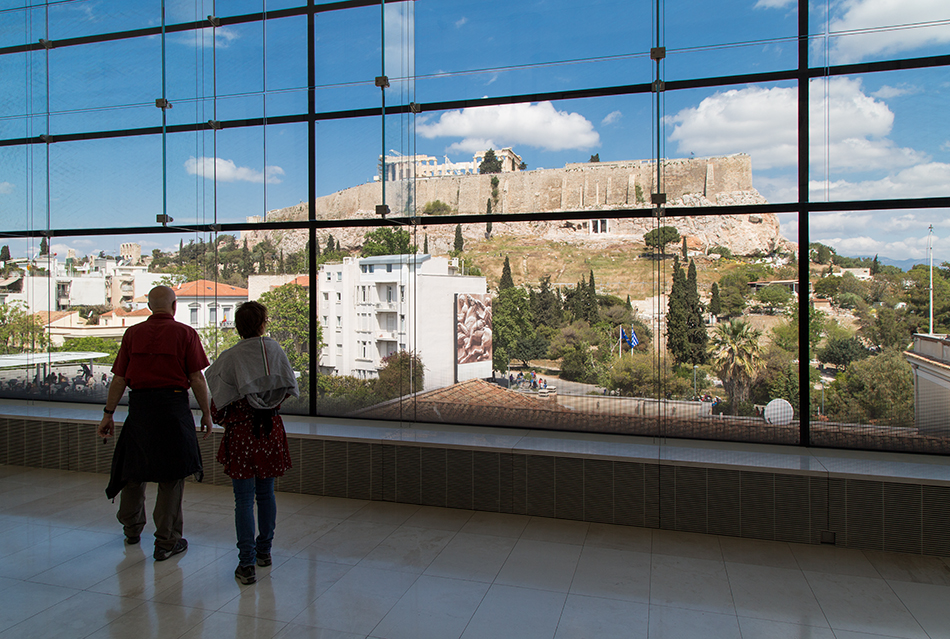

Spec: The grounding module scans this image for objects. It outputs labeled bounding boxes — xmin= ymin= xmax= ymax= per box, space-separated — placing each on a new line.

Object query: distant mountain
xmin=848 ymin=255 xmax=930 ymax=272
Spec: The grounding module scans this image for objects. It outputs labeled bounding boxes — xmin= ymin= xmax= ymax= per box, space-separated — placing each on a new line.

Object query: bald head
xmin=148 ymin=286 xmax=177 ymax=314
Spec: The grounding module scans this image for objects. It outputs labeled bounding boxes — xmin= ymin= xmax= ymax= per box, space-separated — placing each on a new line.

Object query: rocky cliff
xmin=242 ymin=154 xmax=792 ymax=257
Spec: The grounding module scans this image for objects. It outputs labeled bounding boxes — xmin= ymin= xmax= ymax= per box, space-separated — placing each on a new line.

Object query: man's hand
xmin=199 ymin=414 xmax=213 ymax=440
xmin=97 ymin=414 xmax=114 ymax=439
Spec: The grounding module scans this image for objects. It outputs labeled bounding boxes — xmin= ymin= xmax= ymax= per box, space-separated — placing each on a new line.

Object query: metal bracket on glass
xmin=39 ymin=134 xmax=53 ymax=144
xmin=650 ymin=47 xmax=665 ymax=60
xmin=207 ymin=15 xmax=220 ymax=27
xmin=375 ymin=76 xmax=390 ymax=89
xmin=156 ymin=214 xmax=173 ymax=226
xmin=208 ymin=120 xmax=222 ymax=130
xmin=409 ymin=102 xmax=421 ymax=113
xmin=375 ymin=204 xmax=390 ymax=218
xmin=39 ymin=38 xmax=53 ymax=50
xmin=155 ymin=98 xmax=172 ymax=110
xmin=210 ymin=224 xmax=221 ymax=232
xmin=651 ymin=193 xmax=666 ymax=205
xmin=651 ymin=80 xmax=665 ymax=93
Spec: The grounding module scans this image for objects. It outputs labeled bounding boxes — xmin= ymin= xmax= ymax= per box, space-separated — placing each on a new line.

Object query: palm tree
xmin=709 ymin=319 xmax=763 ymax=415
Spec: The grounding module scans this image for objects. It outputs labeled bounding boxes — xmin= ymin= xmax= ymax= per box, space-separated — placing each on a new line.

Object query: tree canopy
xmin=643 ymin=226 xmax=680 ymax=255
xmin=258 ymin=283 xmax=315 ymax=372
xmin=361 ymin=227 xmax=416 ymax=257
xmin=478 ymin=149 xmax=503 ymax=174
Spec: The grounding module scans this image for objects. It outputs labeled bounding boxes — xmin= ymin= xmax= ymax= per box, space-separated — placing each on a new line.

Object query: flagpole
xmin=929 ymin=224 xmax=934 ymax=335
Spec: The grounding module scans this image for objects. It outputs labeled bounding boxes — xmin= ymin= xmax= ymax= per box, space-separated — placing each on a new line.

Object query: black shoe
xmin=153 ymin=538 xmax=188 ymax=561
xmin=256 ymin=553 xmax=272 ymax=567
xmin=235 ymin=564 xmax=256 ymax=585
xmin=125 ymin=535 xmax=140 ymax=545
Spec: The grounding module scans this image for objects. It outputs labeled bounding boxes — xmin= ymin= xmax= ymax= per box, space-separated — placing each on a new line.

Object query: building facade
xmin=318 ymin=254 xmax=489 ymax=389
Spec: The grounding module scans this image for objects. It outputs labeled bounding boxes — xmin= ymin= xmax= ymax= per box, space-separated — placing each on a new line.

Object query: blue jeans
xmin=231 ymin=477 xmax=276 ymax=566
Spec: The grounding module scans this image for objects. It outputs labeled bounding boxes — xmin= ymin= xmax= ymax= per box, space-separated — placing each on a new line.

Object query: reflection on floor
xmin=1 ymin=465 xmax=948 ymax=639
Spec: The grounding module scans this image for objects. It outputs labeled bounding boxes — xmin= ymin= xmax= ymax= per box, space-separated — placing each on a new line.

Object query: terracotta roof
xmin=101 ymin=307 xmax=152 ymax=318
xmin=32 ymin=310 xmax=75 ymax=325
xmin=349 ymin=378 xmax=574 ymax=427
xmin=174 ymin=279 xmax=248 ymax=298
xmin=272 ymin=275 xmax=310 ymax=291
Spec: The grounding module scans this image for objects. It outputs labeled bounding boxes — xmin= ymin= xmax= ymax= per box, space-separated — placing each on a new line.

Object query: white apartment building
xmin=318 ymin=254 xmax=489 ymax=390
xmin=171 ymin=280 xmax=248 ymax=331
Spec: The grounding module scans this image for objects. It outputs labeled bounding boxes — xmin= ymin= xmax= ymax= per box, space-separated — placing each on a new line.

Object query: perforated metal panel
xmin=707 ymin=468 xmax=740 ymax=537
xmin=395 ymin=445 xmax=421 ymax=505
xmin=885 ymin=482 xmax=921 ymax=554
xmin=347 ymin=442 xmax=372 ymax=500
xmin=421 ymin=447 xmax=446 ymax=507
xmin=775 ymin=474 xmax=811 ymax=544
xmin=526 ymin=455 xmax=555 ymax=518
xmin=300 ymin=438 xmax=324 ymax=495
xmin=846 ymin=479 xmax=884 ymax=551
xmin=446 ymin=449 xmax=473 ymax=510
xmin=922 ymin=485 xmax=950 ymax=556
xmin=277 ymin=437 xmax=302 ymax=494
xmin=740 ymin=471 xmax=775 ymax=540
xmin=583 ymin=459 xmax=613 ymax=524
xmin=473 ymin=451 xmax=500 ymax=512
xmin=675 ymin=466 xmax=707 ymax=534
xmin=555 ymin=457 xmax=584 ymax=521
xmin=323 ymin=440 xmax=347 ymax=498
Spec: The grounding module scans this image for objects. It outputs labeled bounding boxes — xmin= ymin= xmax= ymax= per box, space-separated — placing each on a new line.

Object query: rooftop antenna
xmin=929 ymin=224 xmax=934 ymax=335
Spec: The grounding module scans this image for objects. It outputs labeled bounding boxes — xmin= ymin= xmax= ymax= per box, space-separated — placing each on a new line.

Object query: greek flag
xmin=621 ymin=327 xmax=637 ymax=349
xmin=629 ymin=326 xmax=640 ymax=347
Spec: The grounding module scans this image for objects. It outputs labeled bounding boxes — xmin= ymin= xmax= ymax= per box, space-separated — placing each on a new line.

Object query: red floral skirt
xmin=214 ymin=397 xmax=292 ymax=480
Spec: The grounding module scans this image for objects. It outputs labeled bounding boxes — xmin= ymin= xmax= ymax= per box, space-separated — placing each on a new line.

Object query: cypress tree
xmin=667 ymin=256 xmax=689 ymax=364
xmin=710 ymin=282 xmax=722 ymax=318
xmin=686 ymin=259 xmax=708 ymax=364
xmin=586 ymin=270 xmax=599 ymax=323
xmin=423 ymin=234 xmax=428 ymax=254
xmin=499 ymin=256 xmax=514 ymax=290
xmin=454 ymin=224 xmax=464 ymax=253
xmin=681 ymin=236 xmax=688 ymax=259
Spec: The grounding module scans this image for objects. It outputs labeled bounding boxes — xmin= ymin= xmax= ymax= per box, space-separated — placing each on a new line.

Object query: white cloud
xmin=184 ymin=157 xmax=284 ymax=184
xmin=417 ymin=102 xmax=600 ymax=152
xmin=601 ymin=111 xmax=622 ymax=126
xmin=810 ymin=211 xmax=874 ymax=233
xmin=826 ymin=0 xmax=950 ymax=64
xmin=0 ymin=182 xmax=13 ymax=194
xmin=872 ymin=84 xmax=920 ymax=98
xmin=810 ymin=161 xmax=950 ymax=200
xmin=822 ymin=233 xmax=946 ymax=261
xmin=455 ymin=17 xmax=468 ymax=28
xmin=666 ymin=77 xmax=926 ymax=172
xmin=940 ymin=141 xmax=950 ymax=152
xmin=181 ymin=26 xmax=239 ymax=49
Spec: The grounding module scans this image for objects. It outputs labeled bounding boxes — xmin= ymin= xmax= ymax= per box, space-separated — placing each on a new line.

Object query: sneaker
xmin=256 ymin=553 xmax=272 ymax=567
xmin=153 ymin=538 xmax=188 ymax=561
xmin=235 ymin=564 xmax=256 ymax=585
xmin=125 ymin=535 xmax=140 ymax=545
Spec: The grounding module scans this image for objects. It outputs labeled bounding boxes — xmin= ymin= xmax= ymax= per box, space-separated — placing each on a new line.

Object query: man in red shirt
xmin=98 ymin=285 xmax=213 ymax=561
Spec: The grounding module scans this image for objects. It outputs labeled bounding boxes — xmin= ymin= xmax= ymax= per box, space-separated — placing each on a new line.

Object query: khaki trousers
xmin=117 ymin=479 xmax=185 ymax=551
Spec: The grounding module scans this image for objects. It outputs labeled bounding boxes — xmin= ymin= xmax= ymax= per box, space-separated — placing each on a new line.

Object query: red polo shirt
xmin=112 ymin=313 xmax=210 ymax=390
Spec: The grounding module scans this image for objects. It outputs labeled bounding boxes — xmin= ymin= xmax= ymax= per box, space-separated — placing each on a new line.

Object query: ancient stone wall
xmin=246 ymin=154 xmax=788 ymax=257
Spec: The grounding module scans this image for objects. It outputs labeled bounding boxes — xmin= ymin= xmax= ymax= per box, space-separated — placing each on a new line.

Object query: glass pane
xmin=49 ymin=136 xmax=163 ymax=229
xmin=413 ymin=95 xmax=655 ymax=216
xmin=0 ymin=143 xmax=45 ymax=233
xmin=666 ymin=0 xmax=798 ymax=80
xmin=48 ymin=39 xmax=161 ymax=123
xmin=808 ymin=209 xmax=948 ymax=452
xmin=809 ymin=70 xmax=950 ymax=203
xmin=48 ymin=0 xmax=162 ymax=40
xmin=664 ymin=82 xmax=798 ymax=205
xmin=810 ymin=1 xmax=950 ymax=65
xmin=415 ymin=0 xmax=653 ymax=102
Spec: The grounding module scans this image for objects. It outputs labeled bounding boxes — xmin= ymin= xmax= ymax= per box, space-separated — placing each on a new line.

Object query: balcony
xmin=375 ymin=302 xmax=397 ymax=311
xmin=376 ymin=331 xmax=397 ymax=341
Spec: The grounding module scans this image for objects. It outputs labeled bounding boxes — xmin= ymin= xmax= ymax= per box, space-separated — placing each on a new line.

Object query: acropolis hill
xmin=243 ymin=153 xmax=789 ymax=256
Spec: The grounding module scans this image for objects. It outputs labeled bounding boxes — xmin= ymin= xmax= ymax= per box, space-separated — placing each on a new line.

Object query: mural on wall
xmin=456 ymin=294 xmax=492 ymax=365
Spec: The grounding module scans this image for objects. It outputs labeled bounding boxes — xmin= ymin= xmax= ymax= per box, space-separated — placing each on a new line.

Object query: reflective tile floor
xmin=2 ymin=465 xmax=950 ymax=639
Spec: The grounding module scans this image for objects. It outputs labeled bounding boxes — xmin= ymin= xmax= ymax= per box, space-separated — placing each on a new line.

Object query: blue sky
xmin=1 ymin=0 xmax=949 ymax=263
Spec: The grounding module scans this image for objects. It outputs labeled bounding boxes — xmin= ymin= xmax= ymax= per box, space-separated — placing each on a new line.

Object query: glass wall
xmin=1 ymin=0 xmax=948 ymax=453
